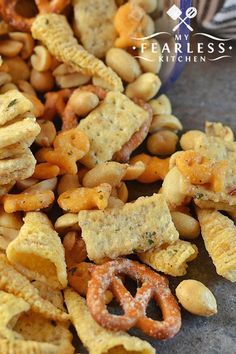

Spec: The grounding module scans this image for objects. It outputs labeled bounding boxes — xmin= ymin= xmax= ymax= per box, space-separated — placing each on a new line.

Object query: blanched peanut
xmin=126 ymin=73 xmax=161 ymax=101
xmin=180 ymin=130 xmax=206 ymax=151
xmin=67 ymin=91 xmax=99 ymax=117
xmin=132 ymin=0 xmax=157 ymax=13
xmin=142 ymin=14 xmax=155 ymax=36
xmin=55 ymin=73 xmax=91 ymax=88
xmin=176 ymin=280 xmax=217 ymax=317
xmin=4 ymin=57 xmax=30 ymax=82
xmin=35 ymin=120 xmax=57 ymax=147
xmin=57 ymin=174 xmax=80 ymax=195
xmin=147 ymin=130 xmax=178 ymax=156
xmin=17 ymin=80 xmax=36 ymax=96
xmin=83 ymin=162 xmax=128 ymax=188
xmin=138 ymin=40 xmax=161 ymax=73
xmin=9 ymin=32 xmax=34 ymax=59
xmin=171 ymin=212 xmax=200 ymax=240
xmin=30 ymin=69 xmax=55 ymax=92
xmin=31 ymin=45 xmax=52 ymax=72
xmin=117 ymin=182 xmax=128 ymax=203
xmin=149 ymin=114 xmax=183 ymax=133
xmin=106 ymin=48 xmax=141 ymax=83
xmin=0 ymin=39 xmax=23 ymax=57
xmin=149 ymin=95 xmax=172 ymax=115
xmin=123 ymin=161 xmax=146 ymax=180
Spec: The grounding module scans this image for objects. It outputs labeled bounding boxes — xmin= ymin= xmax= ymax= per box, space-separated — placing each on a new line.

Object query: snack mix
xmin=0 ymin=1 xmax=234 ymax=353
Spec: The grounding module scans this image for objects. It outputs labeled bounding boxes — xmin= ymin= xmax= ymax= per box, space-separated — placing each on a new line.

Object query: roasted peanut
xmin=149 ymin=114 xmax=183 ymax=133
xmin=176 ymin=280 xmax=217 ymax=317
xmin=55 ymin=73 xmax=91 ymax=89
xmin=17 ymin=80 xmax=36 ymax=96
xmin=0 ymin=39 xmax=23 ymax=57
xmin=9 ymin=32 xmax=34 ymax=59
xmin=57 ymin=174 xmax=80 ymax=195
xmin=171 ymin=212 xmax=200 ymax=240
xmin=147 ymin=130 xmax=178 ymax=156
xmin=35 ymin=120 xmax=57 ymax=147
xmin=22 ymin=93 xmax=44 ymax=117
xmin=0 ymin=83 xmax=18 ymax=94
xmin=123 ymin=161 xmax=146 ymax=180
xmin=162 ymin=167 xmax=191 ymax=208
xmin=117 ymin=182 xmax=128 ymax=203
xmin=83 ymin=162 xmax=128 ymax=188
xmin=4 ymin=57 xmax=30 ymax=82
xmin=0 ymin=72 xmax=11 ymax=86
xmin=66 ymin=90 xmax=99 ymax=117
xmin=0 ymin=206 xmax=23 ymax=230
xmin=31 ymin=45 xmax=52 ymax=72
xmin=16 ymin=178 xmax=38 ymax=192
xmin=149 ymin=95 xmax=172 ymax=115
xmin=138 ymin=40 xmax=161 ymax=74
xmin=142 ymin=14 xmax=155 ymax=36
xmin=180 ymin=130 xmax=206 ymax=151
xmin=106 ymin=48 xmax=141 ymax=83
xmin=126 ymin=73 xmax=161 ymax=101
xmin=24 ymin=178 xmax=58 ymax=193
xmin=63 ymin=231 xmax=87 ymax=266
xmin=132 ymin=0 xmax=157 ymax=13
xmin=30 ymin=69 xmax=55 ymax=92
xmin=55 ymin=213 xmax=80 ymax=234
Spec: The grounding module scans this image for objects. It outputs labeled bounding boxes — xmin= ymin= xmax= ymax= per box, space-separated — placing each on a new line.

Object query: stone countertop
xmin=76 ymin=42 xmax=236 ymax=354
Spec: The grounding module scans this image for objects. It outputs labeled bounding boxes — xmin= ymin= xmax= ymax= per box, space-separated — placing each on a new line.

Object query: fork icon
xmin=167 ymin=5 xmax=198 ymax=32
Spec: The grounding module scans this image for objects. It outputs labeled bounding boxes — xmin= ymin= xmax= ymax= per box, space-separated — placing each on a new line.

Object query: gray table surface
xmin=77 ymin=43 xmax=236 ymax=354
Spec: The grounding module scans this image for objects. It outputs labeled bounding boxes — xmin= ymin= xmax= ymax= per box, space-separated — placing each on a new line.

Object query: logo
xmin=132 ymin=5 xmax=233 ymax=64
xmin=167 ymin=5 xmax=197 ymax=32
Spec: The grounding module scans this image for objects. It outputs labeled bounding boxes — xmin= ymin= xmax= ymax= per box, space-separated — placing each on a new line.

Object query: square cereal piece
xmin=78 ymin=193 xmax=179 ymax=262
xmin=78 ymin=92 xmax=149 ymax=168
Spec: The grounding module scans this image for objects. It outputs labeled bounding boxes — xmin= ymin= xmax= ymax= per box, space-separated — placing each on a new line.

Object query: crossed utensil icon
xmin=167 ymin=5 xmax=198 ymax=32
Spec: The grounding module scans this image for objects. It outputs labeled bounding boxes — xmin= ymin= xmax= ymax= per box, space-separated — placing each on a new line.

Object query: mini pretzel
xmin=44 ymin=129 xmax=90 ymax=174
xmin=87 ymin=258 xmax=181 ymax=339
xmin=176 ymin=150 xmax=227 ymax=192
xmin=0 ymin=0 xmax=71 ymax=32
xmin=62 ymin=85 xmax=107 ymax=130
xmin=41 ymin=89 xmax=72 ymax=121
